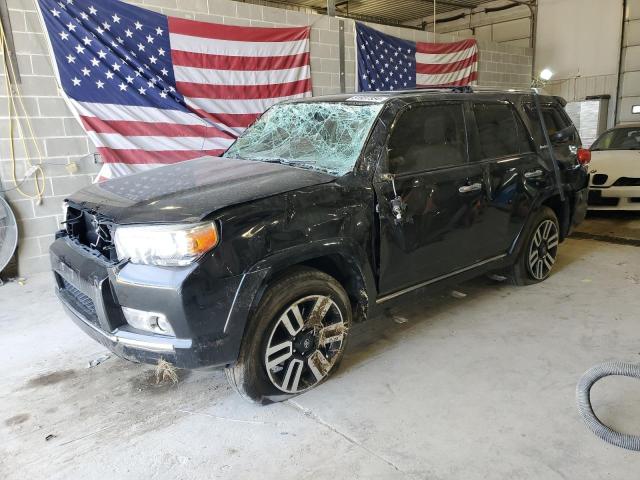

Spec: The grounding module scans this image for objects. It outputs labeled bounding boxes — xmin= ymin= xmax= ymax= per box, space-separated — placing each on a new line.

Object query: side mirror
xmin=550 ymin=126 xmax=576 ymax=145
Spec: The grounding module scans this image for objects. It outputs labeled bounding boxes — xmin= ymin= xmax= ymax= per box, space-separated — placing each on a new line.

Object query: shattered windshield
xmin=223 ymin=102 xmax=384 ymax=175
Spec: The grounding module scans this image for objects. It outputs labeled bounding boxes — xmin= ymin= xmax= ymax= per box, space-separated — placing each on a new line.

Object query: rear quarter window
xmin=472 ymin=102 xmax=533 ymax=160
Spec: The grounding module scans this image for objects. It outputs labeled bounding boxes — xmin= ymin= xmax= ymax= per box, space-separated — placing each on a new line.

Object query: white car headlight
xmin=114 ymin=222 xmax=219 ymax=266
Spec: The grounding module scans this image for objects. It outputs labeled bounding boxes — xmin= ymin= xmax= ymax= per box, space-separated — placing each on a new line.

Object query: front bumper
xmin=50 ymin=234 xmax=267 ymax=369
xmin=588 ymin=186 xmax=640 ymax=210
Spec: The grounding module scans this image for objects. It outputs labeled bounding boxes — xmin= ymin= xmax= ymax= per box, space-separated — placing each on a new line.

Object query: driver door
xmin=374 ymin=101 xmax=491 ymax=295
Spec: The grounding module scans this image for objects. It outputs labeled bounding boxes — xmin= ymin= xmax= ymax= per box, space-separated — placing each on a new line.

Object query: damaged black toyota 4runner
xmin=51 ymin=89 xmax=589 ymax=403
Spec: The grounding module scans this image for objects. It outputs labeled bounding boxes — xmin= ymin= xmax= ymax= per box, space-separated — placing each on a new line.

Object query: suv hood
xmin=68 ymin=156 xmax=335 ymax=224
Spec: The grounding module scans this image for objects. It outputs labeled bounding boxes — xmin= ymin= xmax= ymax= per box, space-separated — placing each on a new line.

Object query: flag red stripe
xmin=176 ymin=78 xmax=312 ymax=100
xmin=416 ymin=71 xmax=479 ymax=88
xmin=416 ymin=39 xmax=477 ymax=54
xmin=191 ymin=109 xmax=259 ymax=129
xmin=171 ymin=50 xmax=311 ymax=72
xmin=98 ymin=147 xmax=226 ymax=165
xmin=168 ymin=17 xmax=310 ymax=43
xmin=416 ymin=54 xmax=479 ymax=75
xmin=81 ymin=116 xmax=234 ymax=139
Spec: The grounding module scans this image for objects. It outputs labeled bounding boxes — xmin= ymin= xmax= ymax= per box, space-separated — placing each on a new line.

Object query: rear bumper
xmin=50 ymin=234 xmax=267 ymax=369
xmin=572 ymin=187 xmax=589 ymax=226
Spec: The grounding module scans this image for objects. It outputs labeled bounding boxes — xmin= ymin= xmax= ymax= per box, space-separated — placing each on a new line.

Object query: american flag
xmin=38 ymin=0 xmax=312 ymax=180
xmin=356 ymin=23 xmax=478 ymax=92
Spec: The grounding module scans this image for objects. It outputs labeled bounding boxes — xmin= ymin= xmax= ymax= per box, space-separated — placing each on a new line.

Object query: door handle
xmin=524 ymin=169 xmax=544 ymax=179
xmin=458 ymin=182 xmax=482 ymax=193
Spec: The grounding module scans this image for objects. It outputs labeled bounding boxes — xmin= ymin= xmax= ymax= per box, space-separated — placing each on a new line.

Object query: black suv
xmin=51 ymin=89 xmax=589 ymax=403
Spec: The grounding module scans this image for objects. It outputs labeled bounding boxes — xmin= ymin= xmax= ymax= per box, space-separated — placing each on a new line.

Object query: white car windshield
xmin=591 ymin=127 xmax=640 ymax=151
xmin=223 ymin=102 xmax=384 ymax=175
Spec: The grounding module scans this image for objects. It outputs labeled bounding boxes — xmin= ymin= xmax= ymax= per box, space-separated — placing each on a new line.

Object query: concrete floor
xmin=2 ymin=235 xmax=640 ymax=479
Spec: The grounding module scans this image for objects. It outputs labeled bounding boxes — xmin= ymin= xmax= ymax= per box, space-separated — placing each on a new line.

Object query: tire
xmin=225 ymin=267 xmax=351 ymax=404
xmin=510 ymin=206 xmax=560 ymax=286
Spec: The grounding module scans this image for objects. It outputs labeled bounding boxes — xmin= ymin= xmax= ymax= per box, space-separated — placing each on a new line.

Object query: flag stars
xmin=105 ymin=70 xmax=114 ymax=80
xmin=88 ymin=5 xmax=97 ymax=15
xmin=59 ymin=31 xmax=69 ymax=41
xmin=160 ymin=67 xmax=168 ymax=76
xmin=137 ymin=43 xmax=145 ymax=52
xmin=102 ymin=21 xmax=111 ymax=31
xmin=134 ymin=21 xmax=143 ymax=30
xmin=96 ymin=80 xmax=104 ymax=89
xmin=51 ymin=8 xmax=61 ymax=17
xmin=71 ymin=77 xmax=81 ymax=86
xmin=66 ymin=22 xmax=76 ymax=32
xmin=112 ymin=14 xmax=121 ymax=24
xmin=74 ymin=44 xmax=85 ymax=54
xmin=82 ymin=36 xmax=92 ymax=46
xmin=157 ymin=48 xmax=165 ymax=56
xmin=118 ymin=82 xmax=128 ymax=91
xmin=90 ymin=57 xmax=99 ymax=67
xmin=146 ymin=34 xmax=154 ymax=44
xmin=81 ymin=67 xmax=91 ymax=76
xmin=97 ymin=50 xmax=107 ymax=59
xmin=159 ymin=90 xmax=168 ymax=99
xmin=155 ymin=27 xmax=163 ymax=36
xmin=124 ymin=29 xmax=133 ymax=38
xmin=66 ymin=54 xmax=76 ymax=63
xmin=80 ymin=11 xmax=88 ymax=20
xmin=138 ymin=86 xmax=146 ymax=95
xmin=149 ymin=55 xmax=157 ymax=64
xmin=112 ymin=62 xmax=121 ymax=72
xmin=125 ymin=75 xmax=134 ymax=84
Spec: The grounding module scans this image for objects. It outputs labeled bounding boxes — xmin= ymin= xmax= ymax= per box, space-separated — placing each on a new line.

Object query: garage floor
xmin=2 ymin=235 xmax=640 ymax=479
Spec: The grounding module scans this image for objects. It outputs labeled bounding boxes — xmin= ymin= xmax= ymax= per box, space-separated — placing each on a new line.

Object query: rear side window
xmin=525 ymin=104 xmax=574 ymax=145
xmin=473 ymin=103 xmax=532 ymax=160
xmin=388 ymin=103 xmax=467 ymax=174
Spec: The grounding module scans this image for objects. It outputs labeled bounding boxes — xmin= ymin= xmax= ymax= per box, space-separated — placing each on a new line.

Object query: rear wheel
xmin=510 ymin=206 xmax=560 ymax=285
xmin=225 ymin=267 xmax=351 ymax=404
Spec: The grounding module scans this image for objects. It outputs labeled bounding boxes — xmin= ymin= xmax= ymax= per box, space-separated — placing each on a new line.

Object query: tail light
xmin=577 ymin=148 xmax=591 ymax=165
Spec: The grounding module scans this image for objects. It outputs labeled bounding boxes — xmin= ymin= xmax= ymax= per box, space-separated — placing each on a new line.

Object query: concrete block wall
xmin=0 ymin=0 xmax=532 ymax=276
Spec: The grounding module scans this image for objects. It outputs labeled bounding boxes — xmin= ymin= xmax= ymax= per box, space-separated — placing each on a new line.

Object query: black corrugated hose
xmin=576 ymin=361 xmax=640 ymax=451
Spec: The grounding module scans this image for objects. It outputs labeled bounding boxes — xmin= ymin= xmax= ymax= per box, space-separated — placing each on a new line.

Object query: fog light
xmin=122 ymin=307 xmax=175 ymax=336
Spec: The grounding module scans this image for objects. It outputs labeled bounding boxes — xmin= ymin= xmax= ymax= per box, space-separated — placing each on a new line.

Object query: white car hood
xmin=590 ymin=150 xmax=640 ymax=186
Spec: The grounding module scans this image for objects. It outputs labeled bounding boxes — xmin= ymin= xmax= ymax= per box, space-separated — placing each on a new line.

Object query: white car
xmin=588 ymin=124 xmax=640 ymax=210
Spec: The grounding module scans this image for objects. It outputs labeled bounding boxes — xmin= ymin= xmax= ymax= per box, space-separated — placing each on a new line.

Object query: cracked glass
xmin=224 ymin=102 xmax=384 ymax=175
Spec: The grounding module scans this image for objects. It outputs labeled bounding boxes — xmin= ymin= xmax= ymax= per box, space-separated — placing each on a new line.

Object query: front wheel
xmin=510 ymin=206 xmax=560 ymax=285
xmin=225 ymin=267 xmax=351 ymax=404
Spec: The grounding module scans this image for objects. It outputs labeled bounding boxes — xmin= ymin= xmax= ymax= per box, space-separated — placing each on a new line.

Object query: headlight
xmin=114 ymin=222 xmax=219 ymax=266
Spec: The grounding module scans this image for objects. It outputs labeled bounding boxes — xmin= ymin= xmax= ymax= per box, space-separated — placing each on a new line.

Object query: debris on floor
xmin=450 ymin=290 xmax=467 ymax=299
xmin=45 ymin=434 xmax=56 ymax=442
xmin=393 ymin=316 xmax=409 ymax=324
xmin=155 ymin=359 xmax=179 ymax=385
xmin=488 ymin=274 xmax=507 ymax=282
xmin=87 ymin=353 xmax=111 ymax=369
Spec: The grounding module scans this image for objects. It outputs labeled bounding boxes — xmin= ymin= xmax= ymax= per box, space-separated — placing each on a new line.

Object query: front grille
xmin=59 ymin=277 xmax=99 ymax=326
xmin=612 ymin=177 xmax=640 ymax=187
xmin=64 ymin=206 xmax=117 ymax=261
xmin=592 ymin=174 xmax=608 ymax=186
xmin=588 ymin=190 xmax=619 ymax=207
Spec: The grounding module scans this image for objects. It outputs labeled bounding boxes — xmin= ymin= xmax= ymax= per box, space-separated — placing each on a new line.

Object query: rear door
xmin=374 ymin=101 xmax=490 ymax=294
xmin=468 ymin=100 xmax=551 ymax=252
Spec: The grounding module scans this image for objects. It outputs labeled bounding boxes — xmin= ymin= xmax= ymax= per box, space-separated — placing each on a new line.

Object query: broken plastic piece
xmin=450 ymin=290 xmax=467 ymax=299
xmin=87 ymin=353 xmax=110 ymax=368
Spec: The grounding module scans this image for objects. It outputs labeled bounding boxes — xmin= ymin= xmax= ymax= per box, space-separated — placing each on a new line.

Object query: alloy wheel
xmin=527 ymin=219 xmax=559 ymax=281
xmin=264 ymin=295 xmax=347 ymax=394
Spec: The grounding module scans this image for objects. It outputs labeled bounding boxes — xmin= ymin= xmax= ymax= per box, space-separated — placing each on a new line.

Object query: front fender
xmin=248 ymin=238 xmax=377 ymax=321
